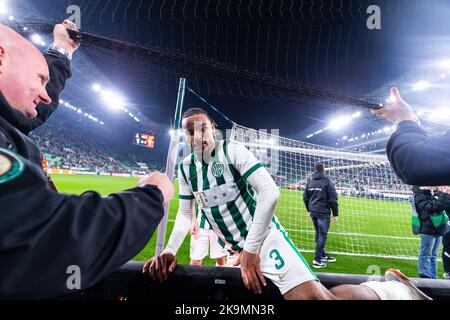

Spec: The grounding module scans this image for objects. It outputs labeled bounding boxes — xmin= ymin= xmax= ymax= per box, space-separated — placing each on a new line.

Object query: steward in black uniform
xmin=303 ymin=164 xmax=339 ymax=266
xmin=0 ymin=45 xmax=164 ymax=298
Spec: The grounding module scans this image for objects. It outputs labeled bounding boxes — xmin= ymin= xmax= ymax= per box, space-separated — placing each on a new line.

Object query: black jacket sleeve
xmin=0 ymin=153 xmax=165 ymax=299
xmin=327 ymin=179 xmax=339 ymax=217
xmin=31 ymin=50 xmax=72 ymax=131
xmin=303 ymin=180 xmax=310 ymax=212
xmin=415 ymin=193 xmax=446 ymax=214
xmin=386 ymin=120 xmax=450 ymax=186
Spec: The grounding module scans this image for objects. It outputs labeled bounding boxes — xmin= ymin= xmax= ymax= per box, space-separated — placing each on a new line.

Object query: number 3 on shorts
xmin=269 ymin=249 xmax=285 ymax=270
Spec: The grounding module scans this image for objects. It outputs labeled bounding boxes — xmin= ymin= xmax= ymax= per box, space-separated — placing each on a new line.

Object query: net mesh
xmin=230 ymin=123 xmax=418 ymax=259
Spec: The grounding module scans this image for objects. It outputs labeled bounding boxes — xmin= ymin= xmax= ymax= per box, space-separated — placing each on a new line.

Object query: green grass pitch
xmin=50 ymin=174 xmax=445 ymax=278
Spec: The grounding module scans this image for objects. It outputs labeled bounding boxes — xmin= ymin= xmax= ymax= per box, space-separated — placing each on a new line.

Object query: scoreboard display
xmin=134 ymin=133 xmax=155 ymax=149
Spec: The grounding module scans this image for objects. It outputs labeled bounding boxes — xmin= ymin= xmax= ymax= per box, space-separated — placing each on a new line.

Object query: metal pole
xmin=155 ymin=78 xmax=186 ymax=256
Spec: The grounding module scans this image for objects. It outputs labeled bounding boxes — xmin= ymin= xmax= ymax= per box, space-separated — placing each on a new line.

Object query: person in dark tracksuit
xmin=412 ymin=186 xmax=446 ymax=279
xmin=0 ymin=22 xmax=174 ymax=299
xmin=303 ymin=163 xmax=339 ymax=268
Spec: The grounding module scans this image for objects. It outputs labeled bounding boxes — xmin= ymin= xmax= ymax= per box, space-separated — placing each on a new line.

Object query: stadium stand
xmin=30 ymin=120 xmax=165 ymax=175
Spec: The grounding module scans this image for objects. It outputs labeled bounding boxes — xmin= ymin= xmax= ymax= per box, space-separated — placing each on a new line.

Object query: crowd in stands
xmin=31 ymin=122 xmax=164 ymax=175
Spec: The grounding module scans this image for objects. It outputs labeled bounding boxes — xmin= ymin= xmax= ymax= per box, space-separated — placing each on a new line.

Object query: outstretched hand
xmin=372 ymin=87 xmax=420 ymax=125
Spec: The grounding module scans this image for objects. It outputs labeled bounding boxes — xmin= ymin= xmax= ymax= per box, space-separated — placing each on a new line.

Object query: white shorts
xmin=190 ymin=228 xmax=227 ymax=261
xmin=227 ymin=222 xmax=318 ymax=295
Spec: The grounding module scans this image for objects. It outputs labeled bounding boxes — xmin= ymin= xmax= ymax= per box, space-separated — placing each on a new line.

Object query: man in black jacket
xmin=0 ymin=22 xmax=174 ymax=299
xmin=412 ymin=186 xmax=446 ymax=278
xmin=303 ymin=163 xmax=339 ymax=268
xmin=374 ymin=87 xmax=450 ymax=186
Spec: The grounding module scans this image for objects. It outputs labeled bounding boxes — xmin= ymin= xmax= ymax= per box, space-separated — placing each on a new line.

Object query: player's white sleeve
xmin=163 ymin=198 xmax=195 ymax=255
xmin=228 ymin=142 xmax=280 ymax=254
xmin=244 ymin=168 xmax=280 ymax=254
xmin=163 ymin=162 xmax=196 ymax=255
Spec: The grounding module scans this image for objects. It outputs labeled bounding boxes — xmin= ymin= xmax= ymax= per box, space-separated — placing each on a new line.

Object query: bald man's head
xmin=0 ymin=24 xmax=51 ymax=119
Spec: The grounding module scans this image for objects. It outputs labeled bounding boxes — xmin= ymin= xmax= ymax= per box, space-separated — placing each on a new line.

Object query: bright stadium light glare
xmin=352 ymin=112 xmax=361 ymax=119
xmin=101 ymin=90 xmax=125 ymax=110
xmin=92 ymin=84 xmax=102 ymax=92
xmin=328 ymin=115 xmax=352 ymax=130
xmin=438 ymin=59 xmax=450 ymax=70
xmin=169 ymin=129 xmax=175 ymax=136
xmin=8 ymin=15 xmax=14 ymax=21
xmin=412 ymin=81 xmax=431 ymax=91
xmin=386 ymin=95 xmax=397 ymax=104
xmin=0 ymin=1 xmax=9 ymax=15
xmin=31 ymin=34 xmax=43 ymax=45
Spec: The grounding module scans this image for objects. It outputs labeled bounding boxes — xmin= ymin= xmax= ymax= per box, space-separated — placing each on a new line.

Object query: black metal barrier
xmin=64 ymin=261 xmax=450 ymax=300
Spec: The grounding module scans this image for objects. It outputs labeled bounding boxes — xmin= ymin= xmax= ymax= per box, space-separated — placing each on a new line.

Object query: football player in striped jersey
xmin=143 ymin=108 xmax=431 ymax=300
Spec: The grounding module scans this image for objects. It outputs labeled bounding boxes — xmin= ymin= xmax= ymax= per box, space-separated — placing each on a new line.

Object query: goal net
xmin=230 ymin=123 xmax=418 ymax=260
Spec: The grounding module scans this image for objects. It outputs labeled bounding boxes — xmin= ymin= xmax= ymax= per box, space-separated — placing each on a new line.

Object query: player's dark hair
xmin=315 ymin=163 xmax=325 ymax=172
xmin=181 ymin=108 xmax=216 ymax=126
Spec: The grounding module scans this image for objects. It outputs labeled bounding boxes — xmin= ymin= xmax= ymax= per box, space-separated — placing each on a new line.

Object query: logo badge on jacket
xmin=0 ymin=148 xmax=25 ymax=184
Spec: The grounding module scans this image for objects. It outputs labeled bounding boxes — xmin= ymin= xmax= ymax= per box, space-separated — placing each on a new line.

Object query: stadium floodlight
xmin=31 ymin=34 xmax=43 ymax=45
xmin=8 ymin=15 xmax=14 ymax=21
xmin=386 ymin=95 xmax=397 ymax=104
xmin=441 ymin=73 xmax=447 ymax=79
xmin=412 ymin=80 xmax=431 ymax=91
xmin=383 ymin=126 xmax=391 ymax=133
xmin=92 ymin=84 xmax=102 ymax=92
xmin=169 ymin=129 xmax=175 ymax=136
xmin=101 ymin=90 xmax=125 ymax=110
xmin=328 ymin=115 xmax=352 ymax=130
xmin=306 ymin=134 xmax=313 ymax=139
xmin=352 ymin=111 xmax=361 ymax=119
xmin=342 ymin=136 xmax=348 ymax=140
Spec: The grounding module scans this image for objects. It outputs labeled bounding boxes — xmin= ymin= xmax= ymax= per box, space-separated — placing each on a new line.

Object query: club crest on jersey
xmin=211 ymin=162 xmax=225 ymax=178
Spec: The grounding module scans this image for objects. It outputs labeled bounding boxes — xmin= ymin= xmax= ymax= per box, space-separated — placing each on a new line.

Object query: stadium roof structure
xmin=3 ymin=0 xmax=450 ymax=151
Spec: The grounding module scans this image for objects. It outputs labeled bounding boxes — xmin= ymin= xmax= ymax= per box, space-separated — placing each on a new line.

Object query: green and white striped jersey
xmin=178 ymin=140 xmax=265 ymax=252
